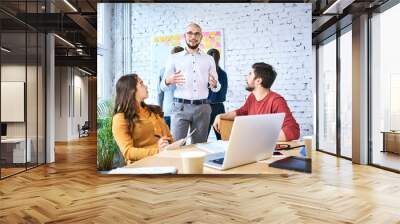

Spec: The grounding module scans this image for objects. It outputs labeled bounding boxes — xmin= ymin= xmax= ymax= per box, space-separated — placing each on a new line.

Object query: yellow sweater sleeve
xmin=159 ymin=115 xmax=174 ymax=142
xmin=112 ymin=114 xmax=159 ymax=162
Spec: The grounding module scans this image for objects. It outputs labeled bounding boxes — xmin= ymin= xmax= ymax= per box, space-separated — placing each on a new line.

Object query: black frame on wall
xmin=0 ymin=1 xmax=47 ymax=180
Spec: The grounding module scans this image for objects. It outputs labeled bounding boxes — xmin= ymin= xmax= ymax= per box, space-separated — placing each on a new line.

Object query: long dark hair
xmin=113 ymin=74 xmax=162 ymax=136
xmin=207 ymin=48 xmax=220 ymax=66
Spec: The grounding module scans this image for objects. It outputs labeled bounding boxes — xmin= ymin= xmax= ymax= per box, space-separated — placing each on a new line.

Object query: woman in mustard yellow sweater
xmin=112 ymin=74 xmax=173 ymax=163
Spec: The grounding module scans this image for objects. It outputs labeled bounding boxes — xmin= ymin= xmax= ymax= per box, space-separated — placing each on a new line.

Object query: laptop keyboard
xmin=211 ymin=157 xmax=224 ymax=165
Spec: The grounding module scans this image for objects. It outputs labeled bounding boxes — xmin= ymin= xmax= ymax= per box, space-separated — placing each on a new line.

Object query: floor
xmin=0 ymin=135 xmax=400 ymax=223
xmin=372 ymin=150 xmax=400 ymax=171
xmin=0 ymin=167 xmax=25 ymax=177
xmin=1 ymin=162 xmax=45 ymax=178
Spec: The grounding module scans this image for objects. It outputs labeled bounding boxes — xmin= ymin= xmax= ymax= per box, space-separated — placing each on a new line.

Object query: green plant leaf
xmin=97 ymin=99 xmax=122 ymax=170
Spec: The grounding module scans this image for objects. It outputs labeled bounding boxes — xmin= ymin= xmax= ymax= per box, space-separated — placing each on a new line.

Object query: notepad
xmin=165 ymin=128 xmax=197 ymax=150
xmin=105 ymin=166 xmax=178 ymax=174
xmin=269 ymin=156 xmax=312 ymax=173
xmin=164 ymin=139 xmax=186 ymax=150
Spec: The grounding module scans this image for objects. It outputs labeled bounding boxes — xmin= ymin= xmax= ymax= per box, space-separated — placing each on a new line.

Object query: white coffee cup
xmin=303 ymin=136 xmax=313 ymax=159
xmin=181 ymin=151 xmax=205 ymax=174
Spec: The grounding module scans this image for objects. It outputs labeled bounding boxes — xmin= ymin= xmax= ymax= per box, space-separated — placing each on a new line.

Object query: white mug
xmin=181 ymin=151 xmax=205 ymax=174
xmin=303 ymin=136 xmax=313 ymax=159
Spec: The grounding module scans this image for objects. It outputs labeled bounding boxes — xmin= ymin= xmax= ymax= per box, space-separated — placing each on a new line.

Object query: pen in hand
xmin=154 ymin=134 xmax=172 ymax=149
xmin=154 ymin=134 xmax=171 ymax=141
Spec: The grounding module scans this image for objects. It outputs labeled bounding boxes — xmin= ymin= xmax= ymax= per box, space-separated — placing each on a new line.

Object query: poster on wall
xmin=1 ymin=82 xmax=25 ymax=122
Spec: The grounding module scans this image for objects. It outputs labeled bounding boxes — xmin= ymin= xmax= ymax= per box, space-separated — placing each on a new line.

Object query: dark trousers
xmin=208 ymin=103 xmax=225 ymax=140
xmin=171 ymin=103 xmax=211 ymax=144
xmin=164 ymin=116 xmax=171 ymax=128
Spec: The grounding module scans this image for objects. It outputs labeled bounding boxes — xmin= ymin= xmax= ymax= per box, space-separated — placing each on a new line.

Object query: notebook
xmin=104 ymin=166 xmax=177 ymax=174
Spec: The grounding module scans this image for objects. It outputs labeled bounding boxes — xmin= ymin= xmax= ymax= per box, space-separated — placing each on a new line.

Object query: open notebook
xmin=164 ymin=128 xmax=197 ymax=150
xmin=105 ymin=167 xmax=177 ymax=174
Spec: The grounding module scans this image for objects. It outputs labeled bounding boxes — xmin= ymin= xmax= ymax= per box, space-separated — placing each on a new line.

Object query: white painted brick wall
xmin=106 ymin=3 xmax=313 ymax=137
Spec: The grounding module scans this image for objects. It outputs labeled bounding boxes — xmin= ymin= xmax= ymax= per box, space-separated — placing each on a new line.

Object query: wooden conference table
xmin=127 ymin=119 xmax=306 ymax=174
xmin=126 ymin=140 xmax=304 ymax=174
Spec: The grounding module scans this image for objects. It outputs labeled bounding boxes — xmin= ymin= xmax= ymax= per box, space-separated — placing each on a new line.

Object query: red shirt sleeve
xmin=235 ymin=94 xmax=252 ymax=116
xmin=271 ymin=97 xmax=300 ymax=141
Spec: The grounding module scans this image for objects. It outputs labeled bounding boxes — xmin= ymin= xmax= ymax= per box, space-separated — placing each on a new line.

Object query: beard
xmin=245 ymin=81 xmax=255 ymax=92
xmin=186 ymin=40 xmax=200 ymax=50
xmin=245 ymin=86 xmax=254 ymax=92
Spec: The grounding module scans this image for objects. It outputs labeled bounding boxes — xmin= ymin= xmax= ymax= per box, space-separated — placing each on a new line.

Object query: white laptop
xmin=203 ymin=113 xmax=284 ymax=170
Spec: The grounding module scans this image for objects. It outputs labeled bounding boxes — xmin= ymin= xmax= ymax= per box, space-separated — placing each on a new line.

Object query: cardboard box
xmin=220 ymin=119 xmax=234 ymax=140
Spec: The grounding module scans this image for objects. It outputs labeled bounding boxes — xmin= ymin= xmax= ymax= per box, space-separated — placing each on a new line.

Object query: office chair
xmin=79 ymin=121 xmax=90 ymax=138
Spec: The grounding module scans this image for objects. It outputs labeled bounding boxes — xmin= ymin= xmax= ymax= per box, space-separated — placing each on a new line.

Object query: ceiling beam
xmin=312 ymin=15 xmax=335 ymax=33
xmin=322 ymin=0 xmax=356 ymax=14
xmin=55 ymin=55 xmax=96 ymax=72
xmin=66 ymin=13 xmax=97 ymax=46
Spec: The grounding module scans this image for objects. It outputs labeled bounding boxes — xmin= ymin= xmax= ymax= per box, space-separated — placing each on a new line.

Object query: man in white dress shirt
xmin=160 ymin=23 xmax=221 ymax=143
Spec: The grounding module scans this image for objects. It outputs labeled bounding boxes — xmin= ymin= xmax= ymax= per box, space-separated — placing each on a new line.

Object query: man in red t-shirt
xmin=213 ymin=62 xmax=300 ymax=141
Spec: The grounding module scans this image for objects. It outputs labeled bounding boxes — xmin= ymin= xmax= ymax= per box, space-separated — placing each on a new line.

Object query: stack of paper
xmin=196 ymin=140 xmax=228 ymax=154
xmin=106 ymin=166 xmax=177 ymax=174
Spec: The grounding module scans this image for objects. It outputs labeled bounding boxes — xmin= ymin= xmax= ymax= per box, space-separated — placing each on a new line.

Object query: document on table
xmin=164 ymin=128 xmax=197 ymax=150
xmin=106 ymin=167 xmax=177 ymax=174
xmin=196 ymin=140 xmax=228 ymax=154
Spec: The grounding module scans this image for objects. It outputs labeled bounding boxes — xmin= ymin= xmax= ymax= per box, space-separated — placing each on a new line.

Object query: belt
xmin=173 ymin=98 xmax=209 ymax=105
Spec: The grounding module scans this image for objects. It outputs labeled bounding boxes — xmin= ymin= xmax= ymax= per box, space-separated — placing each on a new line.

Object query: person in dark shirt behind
xmin=213 ymin=62 xmax=300 ymax=141
xmin=207 ymin=48 xmax=228 ymax=140
xmin=157 ymin=46 xmax=185 ymax=128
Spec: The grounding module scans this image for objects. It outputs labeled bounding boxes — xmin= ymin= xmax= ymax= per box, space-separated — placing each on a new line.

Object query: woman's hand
xmin=158 ymin=136 xmax=171 ymax=151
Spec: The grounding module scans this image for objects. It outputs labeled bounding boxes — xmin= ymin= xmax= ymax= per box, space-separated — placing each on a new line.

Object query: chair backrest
xmin=82 ymin=121 xmax=90 ymax=129
xmin=220 ymin=119 xmax=233 ymax=140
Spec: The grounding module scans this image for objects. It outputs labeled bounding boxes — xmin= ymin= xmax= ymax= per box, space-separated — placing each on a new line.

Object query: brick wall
xmin=106 ymin=3 xmax=313 ymax=137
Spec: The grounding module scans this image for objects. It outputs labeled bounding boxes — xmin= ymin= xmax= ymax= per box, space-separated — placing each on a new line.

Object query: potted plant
xmin=97 ymin=100 xmax=122 ymax=171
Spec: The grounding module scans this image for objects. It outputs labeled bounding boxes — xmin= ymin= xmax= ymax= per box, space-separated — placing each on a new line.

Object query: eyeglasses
xmin=186 ymin=31 xmax=202 ymax=37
